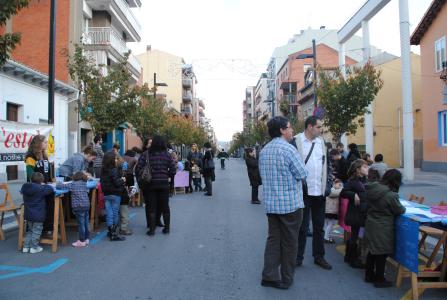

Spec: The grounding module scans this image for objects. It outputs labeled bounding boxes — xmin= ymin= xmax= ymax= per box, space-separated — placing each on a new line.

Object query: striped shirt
xmin=259 ymin=137 xmax=307 ymax=214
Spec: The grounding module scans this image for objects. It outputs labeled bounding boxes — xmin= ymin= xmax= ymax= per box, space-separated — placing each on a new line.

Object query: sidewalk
xmin=399 ymin=168 xmax=447 ymax=206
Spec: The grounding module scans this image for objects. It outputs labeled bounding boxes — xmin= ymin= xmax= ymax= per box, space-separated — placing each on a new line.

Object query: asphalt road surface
xmin=1 ymin=159 xmax=445 ymax=300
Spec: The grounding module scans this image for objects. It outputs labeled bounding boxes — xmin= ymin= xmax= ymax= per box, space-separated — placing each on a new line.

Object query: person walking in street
xmin=217 ymin=148 xmax=229 ymax=170
xmin=340 ymin=159 xmax=369 ymax=268
xmin=364 ymin=169 xmax=405 ymax=288
xmin=100 ymin=151 xmax=126 ymax=241
xmin=136 ymin=135 xmax=176 ymax=235
xmin=295 ymin=116 xmax=333 ymax=270
xmin=324 ymin=179 xmax=343 ymax=244
xmin=259 ymin=116 xmax=307 ymax=290
xmin=58 ymin=146 xmax=97 ymax=180
xmin=202 ymin=142 xmax=215 ymax=197
xmin=245 ymin=147 xmax=262 ymax=204
xmin=21 ymin=172 xmax=55 ymax=254
xmin=120 ymin=150 xmax=138 ymax=235
xmin=93 ymin=135 xmax=104 ymax=178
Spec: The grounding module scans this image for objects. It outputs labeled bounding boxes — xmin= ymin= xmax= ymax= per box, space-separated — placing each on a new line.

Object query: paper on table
xmin=404 ymin=207 xmax=442 ymax=219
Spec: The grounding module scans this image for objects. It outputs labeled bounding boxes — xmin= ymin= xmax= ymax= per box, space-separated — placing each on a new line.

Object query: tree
xmin=130 ymin=92 xmax=168 ymax=140
xmin=316 ymin=62 xmax=383 ymax=142
xmin=67 ymin=44 xmax=142 ymax=134
xmin=0 ymin=0 xmax=31 ymax=66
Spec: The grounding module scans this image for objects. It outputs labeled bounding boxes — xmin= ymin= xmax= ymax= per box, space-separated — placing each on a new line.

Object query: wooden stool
xmin=419 ymin=226 xmax=446 ymax=267
xmin=0 ymin=183 xmax=21 ymax=240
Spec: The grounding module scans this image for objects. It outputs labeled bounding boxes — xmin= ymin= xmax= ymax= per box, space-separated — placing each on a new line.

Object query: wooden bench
xmin=0 ymin=183 xmax=21 ymax=240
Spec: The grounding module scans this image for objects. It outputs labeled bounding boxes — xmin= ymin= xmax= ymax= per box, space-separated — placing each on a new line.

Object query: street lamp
xmin=153 ymin=73 xmax=168 ymax=99
xmin=296 ymin=39 xmax=317 ymax=109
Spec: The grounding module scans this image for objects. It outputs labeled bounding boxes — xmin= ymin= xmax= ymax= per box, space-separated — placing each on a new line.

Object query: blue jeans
xmin=74 ymin=209 xmax=90 ymax=242
xmin=104 ymin=195 xmax=121 ymax=226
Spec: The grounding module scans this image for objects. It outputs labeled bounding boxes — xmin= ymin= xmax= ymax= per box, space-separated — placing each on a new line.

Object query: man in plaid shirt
xmin=259 ymin=116 xmax=307 ymax=290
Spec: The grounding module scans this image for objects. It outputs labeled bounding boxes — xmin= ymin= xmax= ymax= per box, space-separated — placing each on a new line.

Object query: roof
xmin=410 ymin=0 xmax=446 ymax=45
xmin=0 ymin=60 xmax=78 ymax=96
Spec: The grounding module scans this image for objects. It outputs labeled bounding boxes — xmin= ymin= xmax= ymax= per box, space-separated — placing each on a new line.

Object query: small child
xmin=56 ymin=171 xmax=90 ymax=247
xmin=191 ymin=159 xmax=202 ymax=192
xmin=21 ymin=172 xmax=54 ymax=254
xmin=324 ymin=179 xmax=343 ymax=243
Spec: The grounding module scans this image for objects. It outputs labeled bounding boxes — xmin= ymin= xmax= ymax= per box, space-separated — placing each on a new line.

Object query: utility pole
xmin=153 ymin=72 xmax=157 ymax=99
xmin=48 ymin=0 xmax=57 ymax=125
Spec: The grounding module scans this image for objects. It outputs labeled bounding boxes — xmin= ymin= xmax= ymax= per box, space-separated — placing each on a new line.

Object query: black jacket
xmin=101 ymin=168 xmax=125 ymax=196
xmin=245 ymin=156 xmax=262 ymax=187
xmin=21 ymin=183 xmax=54 ymax=222
xmin=340 ymin=177 xmax=368 ymax=227
xmin=202 ymin=150 xmax=215 ymax=179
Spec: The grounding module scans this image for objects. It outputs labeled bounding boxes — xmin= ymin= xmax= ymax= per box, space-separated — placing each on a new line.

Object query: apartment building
xmin=137 ymin=47 xmax=183 ymax=113
xmin=2 ymin=0 xmax=143 ymax=156
xmin=266 ymin=28 xmax=382 ymax=117
xmin=411 ymin=0 xmax=447 ymax=172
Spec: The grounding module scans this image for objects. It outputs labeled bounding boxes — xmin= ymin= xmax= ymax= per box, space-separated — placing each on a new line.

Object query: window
xmin=435 ymin=37 xmax=446 ymax=73
xmin=6 ymin=103 xmax=19 ymax=121
xmin=6 ymin=165 xmax=18 ymax=181
xmin=440 ymin=111 xmax=447 ymax=146
xmin=303 ymin=64 xmax=311 ymax=73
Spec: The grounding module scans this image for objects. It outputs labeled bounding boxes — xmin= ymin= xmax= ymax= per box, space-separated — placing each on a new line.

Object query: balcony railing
xmin=85 ymin=27 xmax=141 ymax=76
xmin=86 ymin=27 xmax=127 ymax=55
xmin=183 ymin=91 xmax=193 ymax=102
xmin=113 ymin=0 xmax=142 ymax=33
xmin=127 ymin=53 xmax=142 ymax=74
xmin=281 ymin=94 xmax=297 ymax=103
xmin=182 ymin=78 xmax=193 ymax=88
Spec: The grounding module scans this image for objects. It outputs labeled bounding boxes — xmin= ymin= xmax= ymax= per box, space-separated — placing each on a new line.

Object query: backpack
xmin=138 ymin=151 xmax=152 ymax=185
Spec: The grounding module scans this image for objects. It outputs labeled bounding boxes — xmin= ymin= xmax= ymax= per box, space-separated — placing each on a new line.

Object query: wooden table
xmin=17 ymin=194 xmax=67 ymax=253
xmin=393 ymin=200 xmax=447 ymax=299
xmin=17 ymin=180 xmax=99 ymax=253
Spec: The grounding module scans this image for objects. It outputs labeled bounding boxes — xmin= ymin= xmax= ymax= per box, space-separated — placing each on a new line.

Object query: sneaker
xmin=30 ymin=246 xmax=43 ymax=254
xmin=72 ymin=240 xmax=87 ymax=247
xmin=251 ymin=200 xmax=261 ymax=204
xmin=85 ymin=239 xmax=90 ymax=245
xmin=22 ymin=247 xmax=30 ymax=253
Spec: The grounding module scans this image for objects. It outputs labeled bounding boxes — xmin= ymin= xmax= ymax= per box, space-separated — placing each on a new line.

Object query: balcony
xmin=181 ymin=104 xmax=192 ymax=115
xmin=84 ymin=27 xmax=141 ymax=78
xmin=281 ymin=94 xmax=297 ymax=104
xmin=85 ymin=0 xmax=141 ymax=41
xmin=182 ymin=90 xmax=192 ymax=102
xmin=199 ymin=106 xmax=205 ymax=117
xmin=198 ymin=99 xmax=205 ymax=109
xmin=182 ymin=78 xmax=193 ymax=88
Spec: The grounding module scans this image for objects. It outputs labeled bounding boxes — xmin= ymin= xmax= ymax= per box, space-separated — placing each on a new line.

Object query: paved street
xmin=1 ymin=160 xmax=446 ymax=299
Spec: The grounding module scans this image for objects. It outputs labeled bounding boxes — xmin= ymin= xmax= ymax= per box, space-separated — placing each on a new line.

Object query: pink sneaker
xmin=72 ymin=240 xmax=87 ymax=247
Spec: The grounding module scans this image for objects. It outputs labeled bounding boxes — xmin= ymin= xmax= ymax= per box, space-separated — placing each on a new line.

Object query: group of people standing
xmin=20 ymin=131 xmax=219 ymax=253
xmin=258 ymin=115 xmax=406 ymax=290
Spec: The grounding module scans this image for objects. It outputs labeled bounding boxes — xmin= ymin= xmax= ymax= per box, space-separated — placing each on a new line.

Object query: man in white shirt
xmin=293 ymin=116 xmax=333 ymax=270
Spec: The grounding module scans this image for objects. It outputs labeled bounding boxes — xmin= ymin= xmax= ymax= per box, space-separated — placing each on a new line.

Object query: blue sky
xmin=130 ymin=0 xmax=432 ymax=141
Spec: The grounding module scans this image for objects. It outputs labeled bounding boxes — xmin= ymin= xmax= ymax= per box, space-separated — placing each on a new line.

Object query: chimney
xmin=146 ymin=45 xmax=152 ymax=52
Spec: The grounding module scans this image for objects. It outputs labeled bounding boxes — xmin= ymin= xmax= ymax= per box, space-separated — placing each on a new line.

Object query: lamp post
xmin=153 ymin=73 xmax=168 ymax=99
xmin=296 ymin=39 xmax=317 ymax=109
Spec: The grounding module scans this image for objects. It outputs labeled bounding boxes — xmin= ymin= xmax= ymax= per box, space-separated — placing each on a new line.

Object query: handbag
xmin=137 ymin=151 xmax=152 ymax=185
xmin=302 ymin=142 xmax=315 ymax=197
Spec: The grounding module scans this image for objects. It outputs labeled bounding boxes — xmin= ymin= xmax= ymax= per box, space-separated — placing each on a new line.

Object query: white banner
xmin=0 ymin=121 xmax=54 ymax=162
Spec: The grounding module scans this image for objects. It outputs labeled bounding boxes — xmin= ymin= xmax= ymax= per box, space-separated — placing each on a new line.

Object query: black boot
xmin=108 ymin=226 xmax=113 ymax=240
xmin=146 ymin=213 xmax=156 ymax=236
xmin=110 ymin=225 xmax=125 ymax=241
xmin=162 ymin=213 xmax=170 ymax=234
xmin=349 ymin=244 xmax=365 ymax=269
xmin=365 ymin=253 xmax=376 ymax=283
xmin=344 ymin=242 xmax=351 ymax=263
xmin=156 ymin=211 xmax=164 ymax=227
